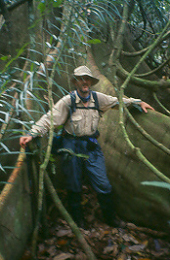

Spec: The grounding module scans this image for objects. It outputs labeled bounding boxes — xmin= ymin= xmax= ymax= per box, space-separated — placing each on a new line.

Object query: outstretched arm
xmin=19 ymin=96 xmax=70 ymax=148
xmin=140 ymin=102 xmax=155 ymax=113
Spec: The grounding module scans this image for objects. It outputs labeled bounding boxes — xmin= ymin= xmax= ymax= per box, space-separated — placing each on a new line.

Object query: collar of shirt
xmin=74 ymin=90 xmax=95 ymax=105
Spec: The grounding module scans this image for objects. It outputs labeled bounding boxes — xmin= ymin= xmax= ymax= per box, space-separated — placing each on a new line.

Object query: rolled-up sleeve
xmin=30 ymin=95 xmax=70 ymax=136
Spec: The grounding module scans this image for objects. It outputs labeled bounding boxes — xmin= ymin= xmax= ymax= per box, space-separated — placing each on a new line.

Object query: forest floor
xmin=21 ymin=186 xmax=170 ymax=260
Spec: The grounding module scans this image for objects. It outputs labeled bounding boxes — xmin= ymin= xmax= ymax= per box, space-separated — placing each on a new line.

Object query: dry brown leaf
xmin=122 ymin=233 xmax=139 ymax=244
xmin=103 ymin=245 xmax=115 ymax=254
xmin=125 ymin=244 xmax=146 ymax=253
xmin=99 ymin=230 xmax=110 ymax=240
xmin=111 ymin=244 xmax=119 ymax=257
xmin=45 ymin=237 xmax=56 ymax=245
xmin=46 ymin=245 xmax=57 ymax=256
xmin=53 ymin=252 xmax=74 ymax=260
xmin=111 ymin=228 xmax=119 ymax=235
xmin=117 ymin=253 xmax=127 ymax=260
xmin=137 ymin=259 xmax=152 ymax=260
xmin=57 ymin=239 xmax=69 ymax=246
xmin=75 ymin=251 xmax=87 ymax=260
xmin=56 ymin=228 xmax=73 ymax=237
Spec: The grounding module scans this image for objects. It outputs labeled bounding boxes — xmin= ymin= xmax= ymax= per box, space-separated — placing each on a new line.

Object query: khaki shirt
xmin=31 ymin=91 xmax=141 ymax=137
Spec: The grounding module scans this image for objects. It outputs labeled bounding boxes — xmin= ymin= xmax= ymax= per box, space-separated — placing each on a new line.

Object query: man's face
xmin=75 ymin=75 xmax=92 ymax=94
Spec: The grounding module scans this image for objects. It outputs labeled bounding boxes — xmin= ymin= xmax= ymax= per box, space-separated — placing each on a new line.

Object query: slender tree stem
xmin=153 ymin=92 xmax=170 ymax=116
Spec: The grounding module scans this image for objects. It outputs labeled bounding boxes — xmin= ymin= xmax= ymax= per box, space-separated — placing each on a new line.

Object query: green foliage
xmin=128 ymin=0 xmax=169 ymax=68
xmin=1 ymin=43 xmax=28 ymax=74
xmin=142 ymin=181 xmax=170 ymax=190
xmin=0 ymin=0 xmax=109 ymax=178
xmin=0 ymin=181 xmax=12 ymax=185
xmin=87 ymin=39 xmax=101 ymax=44
xmin=0 ymin=163 xmax=6 ymax=173
xmin=38 ymin=0 xmax=63 ymax=13
xmin=37 ymin=2 xmax=46 ymax=13
xmin=0 ymin=56 xmax=10 ymax=61
xmin=57 ymin=148 xmax=89 ymax=160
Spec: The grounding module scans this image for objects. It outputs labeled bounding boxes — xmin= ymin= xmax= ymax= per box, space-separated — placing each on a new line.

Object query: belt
xmin=62 ymin=129 xmax=100 ymax=140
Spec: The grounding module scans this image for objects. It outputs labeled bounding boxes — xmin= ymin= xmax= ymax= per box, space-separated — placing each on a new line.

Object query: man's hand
xmin=140 ymin=102 xmax=155 ymax=113
xmin=20 ymin=135 xmax=33 ymax=148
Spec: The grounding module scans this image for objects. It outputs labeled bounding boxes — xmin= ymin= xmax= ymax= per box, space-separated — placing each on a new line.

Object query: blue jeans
xmin=61 ymin=137 xmax=112 ymax=194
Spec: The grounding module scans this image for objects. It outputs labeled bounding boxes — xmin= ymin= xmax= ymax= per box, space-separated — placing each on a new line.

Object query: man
xmin=20 ymin=66 xmax=154 ymax=228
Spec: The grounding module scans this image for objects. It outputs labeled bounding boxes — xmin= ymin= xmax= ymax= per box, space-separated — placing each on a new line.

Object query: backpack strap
xmin=91 ymin=91 xmax=99 ymax=111
xmin=70 ymin=91 xmax=76 ymax=114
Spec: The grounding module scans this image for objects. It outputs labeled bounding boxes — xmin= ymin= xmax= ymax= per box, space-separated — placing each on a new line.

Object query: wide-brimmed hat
xmin=71 ymin=66 xmax=99 ymax=86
